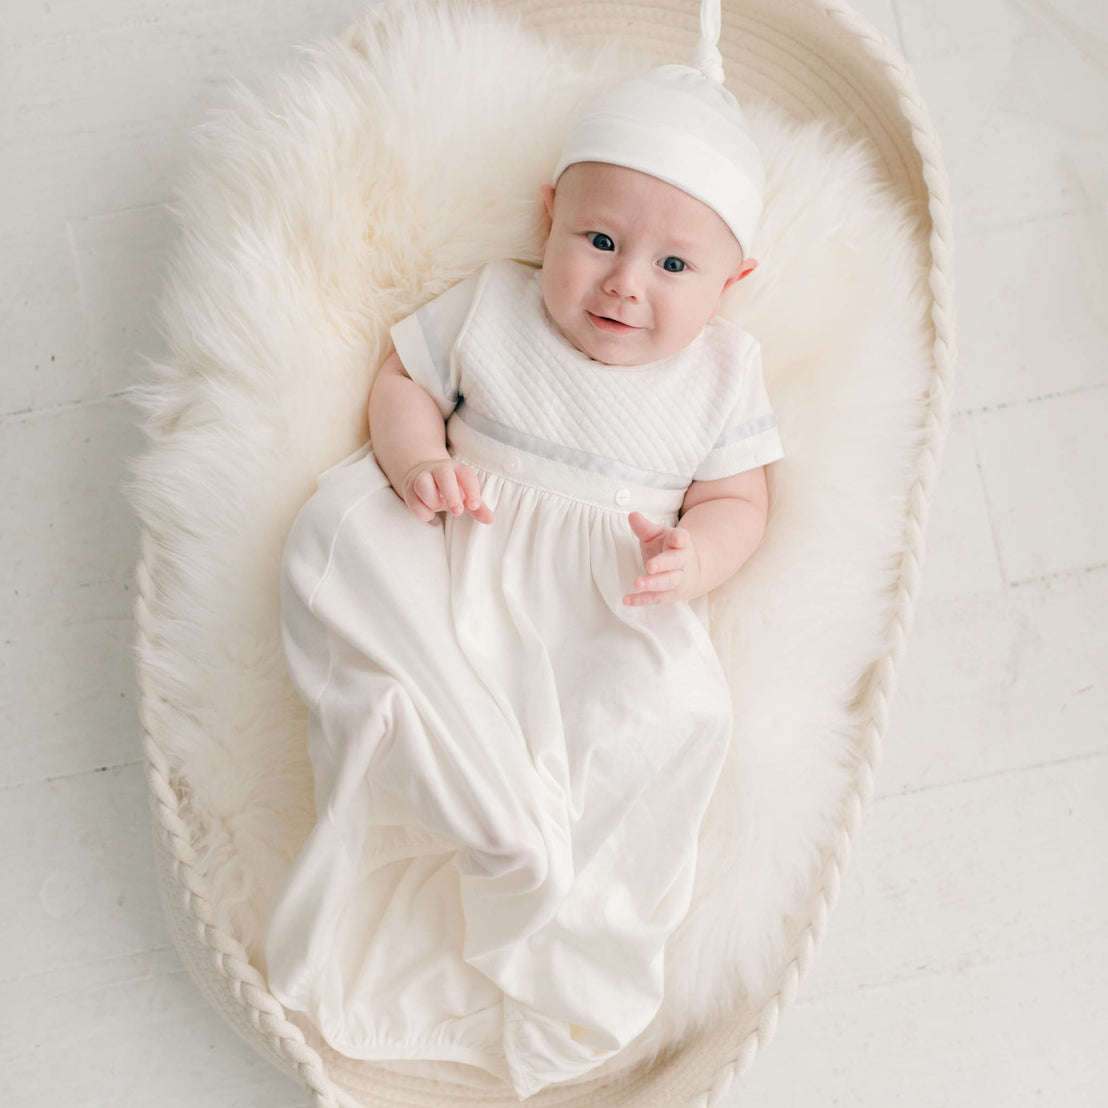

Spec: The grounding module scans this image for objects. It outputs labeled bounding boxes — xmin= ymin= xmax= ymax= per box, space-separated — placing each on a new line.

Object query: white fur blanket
xmin=130 ymin=0 xmax=930 ymax=1094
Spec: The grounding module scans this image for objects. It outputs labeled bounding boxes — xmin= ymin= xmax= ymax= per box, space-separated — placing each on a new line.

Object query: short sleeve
xmin=388 ymin=272 xmax=480 ymax=419
xmin=693 ymin=338 xmax=784 ymax=482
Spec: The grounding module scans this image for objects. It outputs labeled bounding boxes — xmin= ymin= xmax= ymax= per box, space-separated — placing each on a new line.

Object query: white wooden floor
xmin=2 ymin=1 xmax=1105 ymax=1105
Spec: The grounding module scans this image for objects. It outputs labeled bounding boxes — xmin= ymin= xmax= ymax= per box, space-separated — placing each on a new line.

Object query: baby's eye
xmin=587 ymin=232 xmax=615 ymax=251
xmin=661 ymin=256 xmax=687 ymax=273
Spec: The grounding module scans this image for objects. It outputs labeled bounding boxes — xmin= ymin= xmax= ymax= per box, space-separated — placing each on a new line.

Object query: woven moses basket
xmin=132 ymin=0 xmax=955 ymax=1104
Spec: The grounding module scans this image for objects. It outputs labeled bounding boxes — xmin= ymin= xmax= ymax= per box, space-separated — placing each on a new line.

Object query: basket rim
xmin=133 ymin=1 xmax=956 ymax=1106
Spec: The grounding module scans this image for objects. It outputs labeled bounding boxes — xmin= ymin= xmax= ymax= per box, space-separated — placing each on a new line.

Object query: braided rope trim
xmin=131 ymin=2 xmax=956 ymax=1106
xmin=690 ymin=2 xmax=957 ymax=1105
xmin=135 ymin=540 xmax=343 ymax=1108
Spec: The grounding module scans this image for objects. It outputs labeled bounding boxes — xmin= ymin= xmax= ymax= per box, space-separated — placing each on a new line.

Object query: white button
xmin=614 ymin=488 xmax=631 ymax=506
xmin=507 ymin=459 xmax=521 ymax=474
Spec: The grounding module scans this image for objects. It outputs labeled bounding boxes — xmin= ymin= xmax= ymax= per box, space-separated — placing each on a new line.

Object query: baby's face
xmin=540 ymin=162 xmax=754 ymax=366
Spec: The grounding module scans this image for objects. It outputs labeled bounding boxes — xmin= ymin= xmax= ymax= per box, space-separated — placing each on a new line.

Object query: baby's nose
xmin=602 ymin=259 xmax=643 ymax=300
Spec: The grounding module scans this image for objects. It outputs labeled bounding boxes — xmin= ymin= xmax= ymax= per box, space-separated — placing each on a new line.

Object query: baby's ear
xmin=539 ymin=183 xmax=556 ymax=256
xmin=735 ymin=257 xmax=758 ymax=281
xmin=724 ymin=257 xmax=758 ymax=293
xmin=540 ymin=183 xmax=556 ymax=225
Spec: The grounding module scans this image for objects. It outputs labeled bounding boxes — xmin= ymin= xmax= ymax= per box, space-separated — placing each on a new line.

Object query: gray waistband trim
xmin=453 ymin=402 xmax=690 ymax=490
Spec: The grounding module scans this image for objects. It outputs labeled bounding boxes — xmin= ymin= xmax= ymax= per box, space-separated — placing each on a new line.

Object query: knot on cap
xmin=691 ymin=42 xmax=725 ymax=85
xmin=691 ymin=0 xmax=725 ymax=83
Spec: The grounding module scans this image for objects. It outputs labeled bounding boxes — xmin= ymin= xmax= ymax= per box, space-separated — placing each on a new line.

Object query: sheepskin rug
xmin=130 ymin=0 xmax=931 ymax=1096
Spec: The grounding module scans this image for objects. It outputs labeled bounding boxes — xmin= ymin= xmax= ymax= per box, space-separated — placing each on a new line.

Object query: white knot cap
xmin=553 ymin=65 xmax=765 ymax=257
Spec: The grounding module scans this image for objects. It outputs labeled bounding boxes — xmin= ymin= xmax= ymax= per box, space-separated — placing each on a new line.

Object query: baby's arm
xmin=624 ymin=466 xmax=768 ymax=606
xmin=367 ymin=349 xmax=492 ymax=524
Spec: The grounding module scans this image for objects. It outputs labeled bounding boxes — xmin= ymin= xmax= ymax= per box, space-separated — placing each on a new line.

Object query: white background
xmin=1 ymin=0 xmax=1105 ymax=1104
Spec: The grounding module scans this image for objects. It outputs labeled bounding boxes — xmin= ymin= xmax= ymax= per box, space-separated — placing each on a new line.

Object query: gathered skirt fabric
xmin=264 ymin=416 xmax=734 ymax=1098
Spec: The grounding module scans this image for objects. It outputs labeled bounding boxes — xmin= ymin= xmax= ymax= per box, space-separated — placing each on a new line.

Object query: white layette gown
xmin=264 ymin=259 xmax=783 ymax=1099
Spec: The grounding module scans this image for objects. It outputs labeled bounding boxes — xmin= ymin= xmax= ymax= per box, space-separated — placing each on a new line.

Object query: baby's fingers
xmin=644 ymin=549 xmax=686 ymax=576
xmin=455 ymin=465 xmax=494 ymax=524
xmin=623 ymin=562 xmax=684 ymax=605
xmin=434 ymin=467 xmax=466 ymax=516
xmin=409 ymin=471 xmax=441 ymax=520
xmin=631 ymin=568 xmax=684 ymax=595
xmin=628 ymin=510 xmax=667 ymax=546
xmin=664 ymin=526 xmax=691 ymax=551
xmin=622 ymin=583 xmax=678 ymax=606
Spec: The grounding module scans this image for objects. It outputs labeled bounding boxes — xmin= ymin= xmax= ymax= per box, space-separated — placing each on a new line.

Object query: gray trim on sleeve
xmin=416 ymin=302 xmax=456 ymax=403
xmin=711 ymin=413 xmax=779 ymax=450
xmin=693 ymin=426 xmax=784 ymax=482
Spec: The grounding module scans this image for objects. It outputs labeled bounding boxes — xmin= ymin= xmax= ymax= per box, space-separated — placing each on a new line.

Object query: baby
xmin=265 ymin=14 xmax=782 ymax=1102
xmin=372 ymin=153 xmax=768 ymax=608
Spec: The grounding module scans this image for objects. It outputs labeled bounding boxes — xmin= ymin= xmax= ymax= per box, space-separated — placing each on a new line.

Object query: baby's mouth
xmin=587 ymin=311 xmax=641 ymax=335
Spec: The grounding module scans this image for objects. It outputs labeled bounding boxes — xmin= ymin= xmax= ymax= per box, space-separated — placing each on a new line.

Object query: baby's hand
xmin=624 ymin=511 xmax=700 ymax=606
xmin=400 ymin=459 xmax=494 ymax=524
